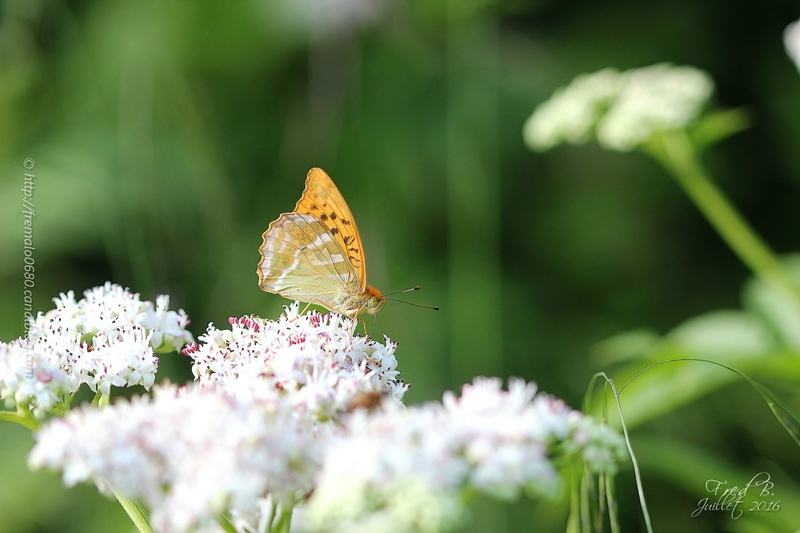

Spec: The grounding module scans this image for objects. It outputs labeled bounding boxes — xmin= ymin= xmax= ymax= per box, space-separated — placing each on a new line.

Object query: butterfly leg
xmin=301 ymin=298 xmax=343 ymax=320
xmin=285 ymin=301 xmax=314 ymax=323
xmin=341 ymin=310 xmax=367 ymax=338
xmin=356 ymin=316 xmax=371 ymax=338
xmin=299 ymin=301 xmax=314 ymax=315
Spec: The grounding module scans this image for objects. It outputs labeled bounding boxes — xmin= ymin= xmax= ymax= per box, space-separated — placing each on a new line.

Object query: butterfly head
xmin=363 ymin=285 xmax=386 ymax=315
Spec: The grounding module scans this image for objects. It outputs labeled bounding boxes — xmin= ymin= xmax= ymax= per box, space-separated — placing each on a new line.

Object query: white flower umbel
xmin=597 ymin=64 xmax=713 ymax=151
xmin=303 ymin=377 xmax=626 ymax=533
xmin=785 ymin=19 xmax=800 ymax=73
xmin=21 ymin=318 xmax=160 ymax=401
xmin=523 ymin=68 xmax=624 ymax=151
xmin=524 ymin=63 xmax=714 ymax=152
xmin=0 ymin=337 xmax=77 ymax=418
xmin=77 ymin=325 xmax=159 ymax=396
xmin=185 ymin=302 xmax=408 ymax=423
xmin=2 ymin=322 xmax=161 ymax=417
xmin=29 ymin=383 xmax=321 ymax=533
xmin=1 ymin=283 xmax=193 ymax=417
xmin=28 ymin=282 xmax=193 ymax=353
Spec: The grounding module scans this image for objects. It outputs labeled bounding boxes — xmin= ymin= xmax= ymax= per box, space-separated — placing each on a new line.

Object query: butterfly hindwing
xmin=294 ymin=168 xmax=367 ymax=291
xmin=258 ymin=213 xmax=356 ymax=310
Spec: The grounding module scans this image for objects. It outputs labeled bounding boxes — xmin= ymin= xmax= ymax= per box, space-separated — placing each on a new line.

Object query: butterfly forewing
xmin=258 ymin=213 xmax=357 ymax=310
xmin=293 ymin=168 xmax=367 ymax=291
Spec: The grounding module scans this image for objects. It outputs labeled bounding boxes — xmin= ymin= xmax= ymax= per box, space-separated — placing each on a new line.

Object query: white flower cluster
xmin=0 ymin=336 xmax=76 ymax=418
xmin=302 ymin=377 xmax=626 ymax=533
xmin=0 ymin=283 xmax=193 ymax=417
xmin=29 ymin=281 xmax=193 ymax=353
xmin=22 ymin=294 xmax=627 ymax=533
xmin=29 ymin=383 xmax=320 ymax=533
xmin=524 ymin=63 xmax=714 ymax=152
xmin=185 ymin=302 xmax=407 ymax=422
xmin=785 ymin=19 xmax=800 ymax=73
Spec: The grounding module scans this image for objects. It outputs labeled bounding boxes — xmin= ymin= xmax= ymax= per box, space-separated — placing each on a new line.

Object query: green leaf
xmin=689 ymin=106 xmax=752 ymax=153
xmin=742 ymin=254 xmax=800 ymax=349
xmin=590 ymin=329 xmax=661 ymax=364
xmin=667 ymin=310 xmax=771 ymax=359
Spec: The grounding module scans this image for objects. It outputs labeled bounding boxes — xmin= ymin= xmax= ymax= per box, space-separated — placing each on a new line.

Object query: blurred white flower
xmin=275 ymin=0 xmax=390 ymax=37
xmin=29 ymin=383 xmax=321 ymax=533
xmin=524 ymin=63 xmax=714 ymax=152
xmin=302 ymin=377 xmax=626 ymax=533
xmin=523 ymin=68 xmax=624 ymax=151
xmin=785 ymin=19 xmax=800 ymax=72
xmin=597 ymin=64 xmax=713 ymax=151
xmin=28 ymin=281 xmax=193 ymax=353
xmin=185 ymin=302 xmax=407 ymax=423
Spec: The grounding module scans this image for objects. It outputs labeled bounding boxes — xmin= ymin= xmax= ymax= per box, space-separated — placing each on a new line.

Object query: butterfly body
xmin=257 ymin=169 xmax=386 ymax=317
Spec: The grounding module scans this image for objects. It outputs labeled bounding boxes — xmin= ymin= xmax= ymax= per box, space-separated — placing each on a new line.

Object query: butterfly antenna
xmin=384 ymin=298 xmax=439 ymax=311
xmin=382 ymin=286 xmax=421 ymax=297
xmin=382 ymin=286 xmax=438 ymax=310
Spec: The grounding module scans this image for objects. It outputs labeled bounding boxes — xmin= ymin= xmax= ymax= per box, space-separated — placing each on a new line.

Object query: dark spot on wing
xmin=343 ymin=236 xmax=352 ymax=245
xmin=310 ymin=205 xmax=319 ymax=210
xmin=349 ymin=247 xmax=359 ymax=253
xmin=330 ymin=227 xmax=339 ymax=235
xmin=330 ymin=212 xmax=337 ymax=220
xmin=342 ymin=219 xmax=351 ymax=225
xmin=320 ymin=214 xmax=328 ymax=221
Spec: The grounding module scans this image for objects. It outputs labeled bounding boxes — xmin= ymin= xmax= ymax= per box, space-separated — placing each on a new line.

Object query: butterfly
xmin=257 ymin=168 xmax=387 ymax=318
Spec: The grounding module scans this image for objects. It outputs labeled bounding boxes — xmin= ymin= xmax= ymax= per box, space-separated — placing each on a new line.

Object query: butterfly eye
xmin=368 ymin=297 xmax=380 ymax=308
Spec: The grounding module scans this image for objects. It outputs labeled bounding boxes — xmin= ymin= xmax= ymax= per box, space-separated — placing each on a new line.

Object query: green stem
xmin=565 ymin=464 xmax=581 ymax=533
xmin=272 ymin=503 xmax=293 ymax=533
xmin=216 ymin=515 xmax=237 ymax=533
xmin=600 ymin=373 xmax=654 ymax=533
xmin=0 ymin=409 xmax=40 ymax=430
xmin=113 ymin=491 xmax=155 ymax=533
xmin=92 ymin=391 xmax=111 ymax=408
xmin=649 ymin=130 xmax=800 ymax=305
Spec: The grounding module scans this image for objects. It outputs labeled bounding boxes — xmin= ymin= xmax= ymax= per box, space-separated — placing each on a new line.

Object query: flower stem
xmin=649 ymin=130 xmax=800 ymax=305
xmin=113 ymin=491 xmax=155 ymax=533
xmin=216 ymin=515 xmax=238 ymax=533
xmin=272 ymin=503 xmax=293 ymax=533
xmin=0 ymin=409 xmax=40 ymax=430
xmin=92 ymin=391 xmax=111 ymax=408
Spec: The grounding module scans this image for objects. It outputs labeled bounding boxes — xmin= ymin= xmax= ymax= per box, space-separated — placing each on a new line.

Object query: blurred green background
xmin=2 ymin=0 xmax=800 ymax=532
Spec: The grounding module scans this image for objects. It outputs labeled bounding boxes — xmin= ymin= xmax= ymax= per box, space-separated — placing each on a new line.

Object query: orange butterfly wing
xmin=292 ymin=168 xmax=367 ymax=292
